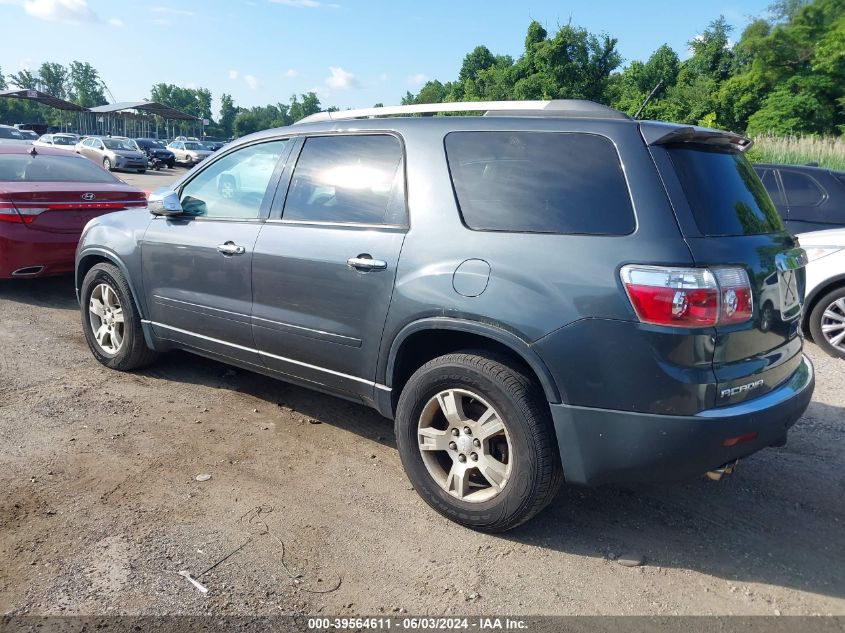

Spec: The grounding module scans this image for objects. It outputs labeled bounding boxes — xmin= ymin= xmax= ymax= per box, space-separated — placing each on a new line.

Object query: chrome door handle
xmin=217 ymin=241 xmax=246 ymax=256
xmin=347 ymin=255 xmax=387 ymax=271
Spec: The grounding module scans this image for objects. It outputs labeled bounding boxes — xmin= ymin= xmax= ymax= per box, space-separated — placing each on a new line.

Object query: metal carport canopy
xmin=0 ymin=88 xmax=86 ymax=111
xmin=88 ymin=101 xmax=199 ymax=120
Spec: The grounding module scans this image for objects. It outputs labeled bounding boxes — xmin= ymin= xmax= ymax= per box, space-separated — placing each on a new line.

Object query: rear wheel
xmin=809 ymin=286 xmax=845 ymax=359
xmin=81 ymin=263 xmax=158 ymax=371
xmin=395 ymin=351 xmax=562 ymax=532
xmin=102 ymin=157 xmax=112 ymax=171
xmin=137 ymin=168 xmax=146 ymax=174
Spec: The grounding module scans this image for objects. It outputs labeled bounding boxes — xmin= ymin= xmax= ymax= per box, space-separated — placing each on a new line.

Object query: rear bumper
xmin=550 ymin=355 xmax=814 ymax=485
xmin=0 ymin=225 xmax=78 ymax=278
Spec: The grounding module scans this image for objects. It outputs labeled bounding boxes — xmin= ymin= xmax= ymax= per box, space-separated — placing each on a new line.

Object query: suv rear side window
xmin=283 ymin=135 xmax=405 ymax=225
xmin=444 ymin=132 xmax=635 ymax=234
xmin=667 ymin=146 xmax=783 ymax=236
xmin=780 ymin=170 xmax=826 ymax=207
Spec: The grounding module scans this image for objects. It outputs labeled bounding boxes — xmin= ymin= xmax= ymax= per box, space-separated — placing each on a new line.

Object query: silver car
xmin=77 ymin=136 xmax=148 ymax=173
xmin=167 ymin=140 xmax=212 ymax=166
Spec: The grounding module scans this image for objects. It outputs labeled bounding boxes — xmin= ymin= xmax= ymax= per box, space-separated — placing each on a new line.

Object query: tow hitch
xmin=705 ymin=460 xmax=738 ymax=481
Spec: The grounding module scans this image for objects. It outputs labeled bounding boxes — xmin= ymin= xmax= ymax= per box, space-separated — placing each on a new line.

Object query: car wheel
xmin=138 ymin=169 xmax=146 ymax=174
xmin=81 ymin=263 xmax=158 ymax=371
xmin=219 ymin=176 xmax=236 ymax=199
xmin=102 ymin=157 xmax=112 ymax=171
xmin=395 ymin=351 xmax=562 ymax=532
xmin=168 ymin=160 xmax=175 ymax=169
xmin=808 ymin=286 xmax=845 ymax=359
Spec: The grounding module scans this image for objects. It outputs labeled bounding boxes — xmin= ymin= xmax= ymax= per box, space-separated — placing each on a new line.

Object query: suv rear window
xmin=668 ymin=147 xmax=784 ymax=236
xmin=444 ymin=131 xmax=635 ymax=234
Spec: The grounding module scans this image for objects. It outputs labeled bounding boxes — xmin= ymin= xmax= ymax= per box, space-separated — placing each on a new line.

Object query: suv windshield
xmin=667 ymin=146 xmax=784 ymax=236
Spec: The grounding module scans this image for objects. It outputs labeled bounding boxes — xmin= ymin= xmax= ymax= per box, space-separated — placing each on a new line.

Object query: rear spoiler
xmin=640 ymin=121 xmax=753 ymax=153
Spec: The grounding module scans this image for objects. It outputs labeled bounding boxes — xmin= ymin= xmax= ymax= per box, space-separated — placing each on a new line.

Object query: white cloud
xmin=285 ymin=68 xmax=299 ymax=77
xmin=18 ymin=57 xmax=33 ymax=72
xmin=23 ymin=0 xmax=97 ymax=22
xmin=107 ymin=16 xmax=123 ymax=27
xmin=325 ymin=66 xmax=358 ymax=90
xmin=408 ymin=73 xmax=427 ymax=86
xmin=244 ymin=74 xmax=259 ymax=90
xmin=269 ymin=0 xmax=339 ymax=8
xmin=228 ymin=69 xmax=239 ymax=80
xmin=152 ymin=6 xmax=194 ymax=16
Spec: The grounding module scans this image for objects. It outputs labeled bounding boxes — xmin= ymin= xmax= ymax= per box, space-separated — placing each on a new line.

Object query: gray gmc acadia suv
xmin=75 ymin=100 xmax=815 ymax=532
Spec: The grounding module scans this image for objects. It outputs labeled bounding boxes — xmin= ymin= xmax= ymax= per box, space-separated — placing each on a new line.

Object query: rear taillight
xmin=0 ymin=200 xmax=38 ymax=224
xmin=621 ymin=265 xmax=752 ymax=328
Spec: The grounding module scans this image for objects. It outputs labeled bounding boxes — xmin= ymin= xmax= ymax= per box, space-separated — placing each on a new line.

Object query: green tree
xmin=68 ymin=61 xmax=106 ymax=107
xmin=219 ymin=93 xmax=238 ymax=138
xmin=38 ymin=62 xmax=69 ymax=98
xmin=7 ymin=69 xmax=38 ymax=89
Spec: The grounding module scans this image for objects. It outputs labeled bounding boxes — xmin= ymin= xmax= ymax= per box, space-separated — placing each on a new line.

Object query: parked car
xmin=77 ymin=136 xmax=148 ymax=173
xmin=0 ymin=144 xmax=146 ymax=278
xmin=796 ymin=227 xmax=845 ymax=359
xmin=753 ymin=163 xmax=845 ymax=233
xmin=0 ymin=124 xmax=32 ymax=145
xmin=204 ymin=140 xmax=227 ymax=151
xmin=135 ymin=139 xmax=176 ymax=169
xmin=167 ymin=140 xmax=212 ymax=166
xmin=76 ymin=100 xmax=814 ymax=532
xmin=34 ymin=133 xmax=80 ymax=151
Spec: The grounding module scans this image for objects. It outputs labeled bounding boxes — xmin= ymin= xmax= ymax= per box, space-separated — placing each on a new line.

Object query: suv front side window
xmin=178 ymin=140 xmax=288 ymax=220
xmin=282 ymin=134 xmax=406 ymax=226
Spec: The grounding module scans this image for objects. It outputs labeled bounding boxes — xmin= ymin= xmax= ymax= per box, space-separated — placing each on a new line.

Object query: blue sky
xmin=1 ymin=0 xmax=773 ymax=116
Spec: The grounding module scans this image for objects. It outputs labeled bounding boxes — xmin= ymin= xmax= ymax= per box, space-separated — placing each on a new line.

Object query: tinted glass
xmin=283 ymin=135 xmax=405 ymax=225
xmin=781 ymin=170 xmax=825 ymax=207
xmin=0 ymin=154 xmax=120 ymax=183
xmin=184 ymin=142 xmax=203 ymax=150
xmin=445 ymin=132 xmax=634 ymax=234
xmin=0 ymin=127 xmax=25 ymax=139
xmin=52 ymin=135 xmax=76 ymax=146
xmin=758 ymin=169 xmax=783 ymax=205
xmin=668 ymin=146 xmax=783 ymax=236
xmin=179 ymin=140 xmax=287 ymax=219
xmin=103 ymin=139 xmax=134 ymax=151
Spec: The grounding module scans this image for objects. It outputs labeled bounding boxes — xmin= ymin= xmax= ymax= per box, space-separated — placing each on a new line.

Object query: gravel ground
xmin=0 ymin=275 xmax=843 ymax=617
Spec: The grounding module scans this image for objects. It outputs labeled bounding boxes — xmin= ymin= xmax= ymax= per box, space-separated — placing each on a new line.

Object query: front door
xmin=142 ymin=139 xmax=291 ymax=364
xmin=251 ymin=133 xmax=407 ymax=401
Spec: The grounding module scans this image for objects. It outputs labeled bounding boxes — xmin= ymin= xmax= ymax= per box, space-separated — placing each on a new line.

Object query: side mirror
xmin=148 ymin=189 xmax=183 ymax=216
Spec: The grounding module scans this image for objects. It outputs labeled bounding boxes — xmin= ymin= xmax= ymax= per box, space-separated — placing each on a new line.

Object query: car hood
xmin=113 ymin=150 xmax=146 ymax=159
xmin=797 ymin=227 xmax=845 ymax=247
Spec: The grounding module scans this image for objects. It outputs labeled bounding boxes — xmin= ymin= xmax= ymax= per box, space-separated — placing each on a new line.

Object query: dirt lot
xmin=1 ymin=274 xmax=844 ymax=617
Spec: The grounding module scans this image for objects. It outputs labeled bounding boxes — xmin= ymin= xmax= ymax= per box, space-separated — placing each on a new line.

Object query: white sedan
xmin=34 ymin=133 xmax=80 ymax=151
xmin=799 ymin=228 xmax=845 ymax=358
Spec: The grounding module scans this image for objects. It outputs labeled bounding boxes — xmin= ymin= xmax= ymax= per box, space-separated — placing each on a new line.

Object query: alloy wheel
xmin=417 ymin=388 xmax=512 ymax=503
xmin=88 ymin=283 xmax=125 ymax=355
xmin=821 ymin=297 xmax=845 ymax=352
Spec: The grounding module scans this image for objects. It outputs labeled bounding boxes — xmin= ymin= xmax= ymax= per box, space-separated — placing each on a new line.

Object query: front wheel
xmin=395 ymin=352 xmax=562 ymax=532
xmin=81 ymin=263 xmax=158 ymax=370
xmin=102 ymin=157 xmax=112 ymax=171
xmin=808 ymin=286 xmax=845 ymax=359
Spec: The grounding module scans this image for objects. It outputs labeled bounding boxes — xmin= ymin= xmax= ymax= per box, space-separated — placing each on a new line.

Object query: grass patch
xmin=748 ymin=135 xmax=845 ymax=172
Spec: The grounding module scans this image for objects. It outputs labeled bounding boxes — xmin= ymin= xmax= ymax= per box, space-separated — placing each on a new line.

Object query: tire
xmin=395 ymin=351 xmax=562 ymax=532
xmin=168 ymin=160 xmax=175 ymax=169
xmin=102 ymin=157 xmax=112 ymax=171
xmin=80 ymin=263 xmax=158 ymax=371
xmin=137 ymin=169 xmax=146 ymax=174
xmin=808 ymin=286 xmax=845 ymax=359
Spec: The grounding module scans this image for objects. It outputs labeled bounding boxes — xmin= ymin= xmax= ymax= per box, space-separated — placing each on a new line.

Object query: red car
xmin=0 ymin=144 xmax=146 ymax=278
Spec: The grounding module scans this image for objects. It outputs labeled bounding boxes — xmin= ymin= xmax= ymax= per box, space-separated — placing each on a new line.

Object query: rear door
xmin=141 ymin=139 xmax=291 ymax=364
xmin=651 ymin=140 xmax=806 ymax=407
xmin=251 ymin=133 xmax=407 ymax=402
xmin=780 ymin=168 xmax=845 ymax=232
